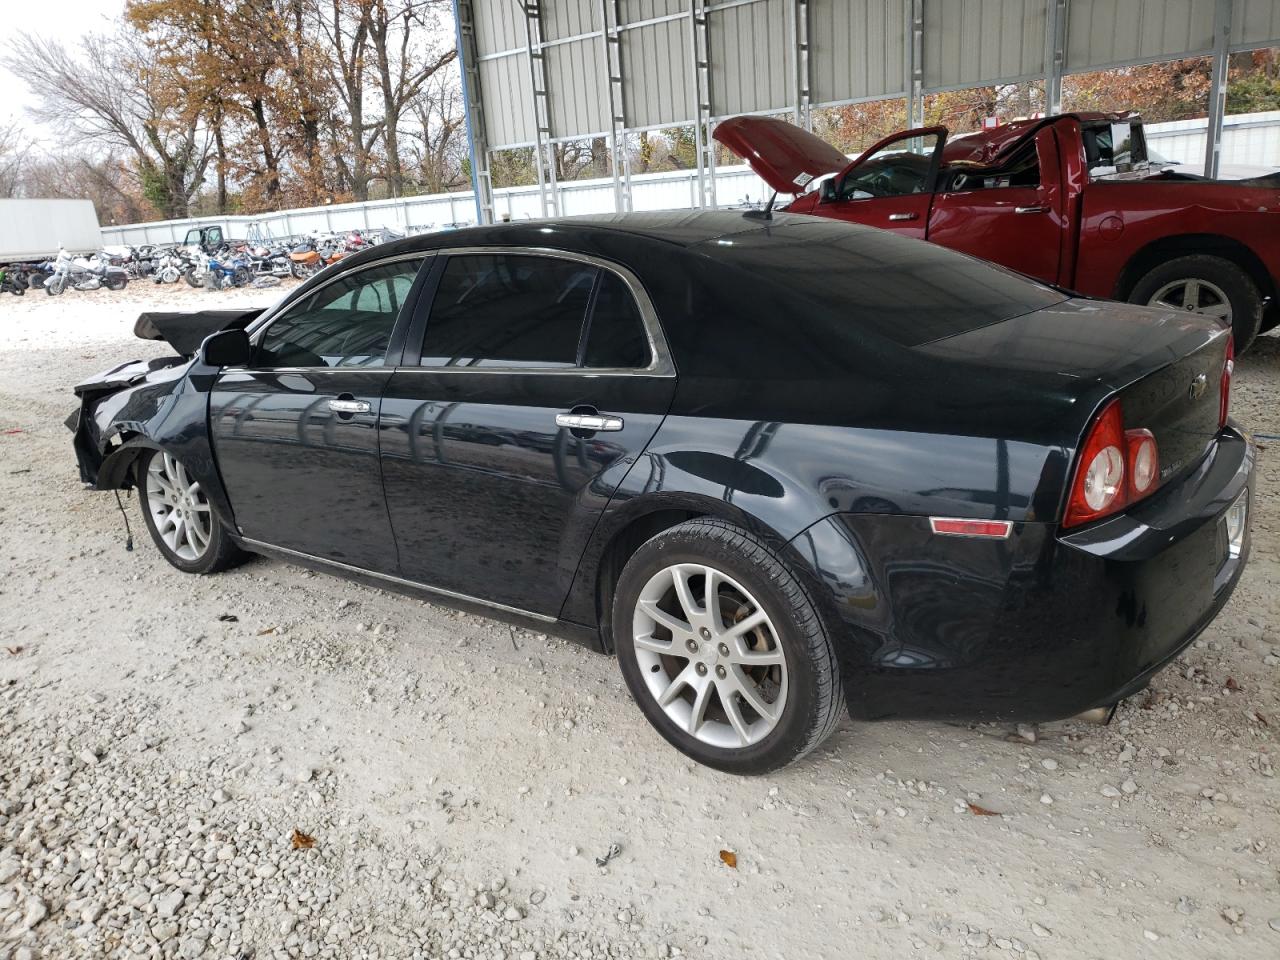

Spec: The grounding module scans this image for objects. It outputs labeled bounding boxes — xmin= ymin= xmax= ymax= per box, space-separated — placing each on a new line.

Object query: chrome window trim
xmin=416 ymin=246 xmax=676 ymax=378
xmin=239 ymin=537 xmax=556 ymax=623
xmin=246 ymin=251 xmax=434 ymax=344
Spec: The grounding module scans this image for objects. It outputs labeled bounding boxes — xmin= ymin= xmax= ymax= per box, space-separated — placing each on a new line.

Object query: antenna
xmin=743 ymin=191 xmax=778 ymax=221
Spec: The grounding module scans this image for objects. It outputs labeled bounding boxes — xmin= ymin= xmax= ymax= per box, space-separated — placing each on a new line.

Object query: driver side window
xmin=256 ymin=258 xmax=425 ymax=368
xmin=839 ymin=132 xmax=942 ymax=200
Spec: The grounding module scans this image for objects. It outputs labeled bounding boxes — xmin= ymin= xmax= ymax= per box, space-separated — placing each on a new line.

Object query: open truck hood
xmin=713 ymin=116 xmax=849 ymax=194
xmin=133 ymin=308 xmax=264 ymax=357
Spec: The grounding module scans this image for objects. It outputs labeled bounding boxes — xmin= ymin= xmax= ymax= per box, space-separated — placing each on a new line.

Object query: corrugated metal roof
xmin=468 ymin=0 xmax=1280 ymax=151
xmin=925 ymin=0 xmax=1046 ymax=89
xmin=810 ymin=0 xmax=908 ymax=104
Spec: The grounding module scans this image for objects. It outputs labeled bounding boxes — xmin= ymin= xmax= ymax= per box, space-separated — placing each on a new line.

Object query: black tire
xmin=106 ymin=275 xmax=128 ymax=291
xmin=45 ymin=276 xmax=65 ymax=296
xmin=612 ymin=518 xmax=844 ymax=774
xmin=137 ymin=449 xmax=246 ymax=575
xmin=29 ymin=273 xmax=45 ymax=289
xmin=232 ymin=266 xmax=251 ymax=288
xmin=184 ymin=269 xmax=202 ymax=289
xmin=1128 ymin=254 xmax=1263 ymax=353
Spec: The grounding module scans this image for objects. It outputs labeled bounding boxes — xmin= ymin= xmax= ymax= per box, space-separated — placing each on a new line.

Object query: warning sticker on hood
xmin=793 ymin=172 xmax=814 ymax=187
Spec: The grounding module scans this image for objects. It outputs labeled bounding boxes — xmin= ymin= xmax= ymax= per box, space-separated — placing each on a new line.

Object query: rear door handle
xmin=1015 ymin=205 xmax=1050 ymax=214
xmin=556 ymin=412 xmax=624 ymax=432
xmin=888 ymin=212 xmax=918 ymax=221
xmin=328 ymin=398 xmax=371 ymax=414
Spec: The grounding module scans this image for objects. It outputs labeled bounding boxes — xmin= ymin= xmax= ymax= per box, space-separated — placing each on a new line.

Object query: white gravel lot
xmin=0 ymin=282 xmax=1278 ymax=960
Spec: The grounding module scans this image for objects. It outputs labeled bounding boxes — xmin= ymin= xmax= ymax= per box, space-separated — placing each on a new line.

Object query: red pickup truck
xmin=715 ymin=113 xmax=1280 ymax=351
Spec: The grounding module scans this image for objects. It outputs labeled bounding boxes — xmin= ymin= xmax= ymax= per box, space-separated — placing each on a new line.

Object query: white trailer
xmin=0 ymin=198 xmax=103 ymax=262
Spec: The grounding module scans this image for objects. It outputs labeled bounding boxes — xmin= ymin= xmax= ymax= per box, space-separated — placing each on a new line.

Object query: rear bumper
xmin=792 ymin=429 xmax=1254 ymax=721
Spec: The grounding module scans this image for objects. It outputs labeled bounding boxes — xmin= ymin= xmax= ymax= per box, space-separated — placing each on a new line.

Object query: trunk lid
xmin=713 ymin=116 xmax=849 ymax=194
xmin=920 ymin=298 xmax=1229 ymax=491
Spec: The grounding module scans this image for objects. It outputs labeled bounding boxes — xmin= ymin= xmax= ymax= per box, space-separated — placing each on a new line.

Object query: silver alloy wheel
xmin=631 ymin=563 xmax=788 ymax=749
xmin=1147 ymin=278 xmax=1232 ymax=322
xmin=145 ymin=453 xmax=213 ymax=562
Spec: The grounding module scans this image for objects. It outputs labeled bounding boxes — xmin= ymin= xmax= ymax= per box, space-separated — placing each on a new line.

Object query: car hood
xmin=713 ymin=116 xmax=850 ymax=194
xmin=134 ymin=308 xmax=263 ymax=357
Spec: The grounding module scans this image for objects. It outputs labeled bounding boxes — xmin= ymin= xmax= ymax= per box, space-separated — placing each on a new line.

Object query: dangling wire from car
xmin=113 ymin=490 xmax=134 ymax=552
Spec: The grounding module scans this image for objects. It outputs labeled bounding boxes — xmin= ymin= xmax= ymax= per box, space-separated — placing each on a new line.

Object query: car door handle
xmin=328 ymin=398 xmax=371 ymax=414
xmin=1015 ymin=205 xmax=1050 ymax=214
xmin=556 ymin=412 xmax=624 ymax=432
xmin=888 ymin=212 xmax=918 ymax=221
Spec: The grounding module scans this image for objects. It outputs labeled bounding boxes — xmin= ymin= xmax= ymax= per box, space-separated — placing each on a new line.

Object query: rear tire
xmin=1129 ymin=254 xmax=1263 ymax=353
xmin=184 ymin=269 xmax=202 ymax=289
xmin=138 ymin=449 xmax=246 ymax=575
xmin=612 ymin=518 xmax=844 ymax=774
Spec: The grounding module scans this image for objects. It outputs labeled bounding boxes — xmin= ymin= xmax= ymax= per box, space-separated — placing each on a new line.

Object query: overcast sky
xmin=0 ymin=0 xmax=126 ymax=134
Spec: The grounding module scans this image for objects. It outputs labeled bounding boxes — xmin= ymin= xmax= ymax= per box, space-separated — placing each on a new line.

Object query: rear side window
xmin=582 ymin=272 xmax=650 ymax=368
xmin=423 ymin=254 xmax=596 ymax=367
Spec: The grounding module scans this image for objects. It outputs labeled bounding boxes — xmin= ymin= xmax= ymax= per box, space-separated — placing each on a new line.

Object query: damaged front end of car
xmin=67 ymin=308 xmax=263 ymax=522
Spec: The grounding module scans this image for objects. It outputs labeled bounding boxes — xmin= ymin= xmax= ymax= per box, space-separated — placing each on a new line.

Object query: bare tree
xmin=2 ymin=31 xmax=210 ymax=218
xmin=367 ymin=0 xmax=457 ymax=197
xmin=0 ymin=121 xmax=31 ymax=197
xmin=405 ymin=69 xmax=466 ymax=192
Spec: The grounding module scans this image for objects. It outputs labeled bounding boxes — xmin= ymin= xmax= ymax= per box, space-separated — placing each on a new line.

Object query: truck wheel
xmin=1129 ymin=255 xmax=1263 ymax=353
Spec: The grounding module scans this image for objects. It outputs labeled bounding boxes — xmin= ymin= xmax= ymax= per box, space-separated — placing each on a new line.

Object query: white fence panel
xmin=100 ymin=111 xmax=1279 ymax=246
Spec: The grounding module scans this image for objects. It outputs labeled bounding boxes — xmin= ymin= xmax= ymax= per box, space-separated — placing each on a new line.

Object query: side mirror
xmin=820 ymin=178 xmax=838 ymax=202
xmin=200 ymin=328 xmax=252 ymax=368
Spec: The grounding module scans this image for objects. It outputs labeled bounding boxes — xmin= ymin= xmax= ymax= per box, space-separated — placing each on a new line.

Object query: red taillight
xmin=1220 ymin=334 xmax=1234 ymax=429
xmin=1063 ymin=401 xmax=1162 ymax=528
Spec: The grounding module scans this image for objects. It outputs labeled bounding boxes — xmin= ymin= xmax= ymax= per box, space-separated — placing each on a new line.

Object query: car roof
xmin=374 ymin=210 xmax=779 ymax=255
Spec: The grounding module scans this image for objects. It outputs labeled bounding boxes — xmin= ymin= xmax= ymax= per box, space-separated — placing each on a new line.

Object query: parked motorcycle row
xmin=0 ymin=228 xmax=398 ymax=297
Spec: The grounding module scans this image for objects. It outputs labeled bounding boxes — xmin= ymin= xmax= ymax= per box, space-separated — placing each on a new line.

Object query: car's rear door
xmin=926 ymin=126 xmax=1066 ymax=284
xmin=209 ymin=254 xmax=430 ymax=571
xmin=379 ymin=249 xmax=677 ymax=617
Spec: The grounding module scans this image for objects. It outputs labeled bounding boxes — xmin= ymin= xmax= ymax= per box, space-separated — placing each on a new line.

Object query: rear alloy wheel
xmin=613 ymin=519 xmax=843 ymax=774
xmin=139 ymin=450 xmax=244 ymax=574
xmin=1130 ymin=254 xmax=1263 ymax=353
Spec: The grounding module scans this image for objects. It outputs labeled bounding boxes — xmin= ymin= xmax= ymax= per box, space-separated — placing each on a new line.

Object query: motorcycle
xmin=151 ymin=248 xmax=188 ymax=284
xmin=288 ymin=238 xmax=347 ymax=279
xmin=44 ymin=248 xmax=129 ymax=296
xmin=243 ymin=244 xmax=292 ymax=281
xmin=0 ymin=266 xmax=26 ymax=296
xmin=186 ymin=250 xmax=250 ymax=290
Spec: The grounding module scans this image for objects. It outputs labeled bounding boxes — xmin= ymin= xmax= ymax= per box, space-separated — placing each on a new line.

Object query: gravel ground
xmin=0 ymin=283 xmax=1278 ymax=960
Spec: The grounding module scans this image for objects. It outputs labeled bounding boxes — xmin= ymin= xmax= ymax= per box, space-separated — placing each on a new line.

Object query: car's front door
xmin=817 ymin=128 xmax=946 ymax=238
xmin=379 ymin=250 xmax=677 ymax=617
xmin=209 ymin=255 xmax=430 ymax=570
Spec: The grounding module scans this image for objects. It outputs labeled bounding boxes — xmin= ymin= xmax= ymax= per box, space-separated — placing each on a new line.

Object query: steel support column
xmin=789 ymin=0 xmax=812 ymax=131
xmin=1044 ymin=0 xmax=1067 ymax=114
xmin=521 ymin=0 xmax=560 ymax=217
xmin=601 ymin=0 xmax=631 ymax=211
xmin=1204 ymin=0 xmax=1233 ymax=179
xmin=906 ymin=0 xmax=924 ymax=127
xmin=691 ymin=0 xmax=715 ymax=209
xmin=454 ymin=0 xmax=495 ymax=225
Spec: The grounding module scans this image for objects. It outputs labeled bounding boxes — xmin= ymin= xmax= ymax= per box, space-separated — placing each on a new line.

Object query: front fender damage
xmin=67 ymin=354 xmax=238 ymax=532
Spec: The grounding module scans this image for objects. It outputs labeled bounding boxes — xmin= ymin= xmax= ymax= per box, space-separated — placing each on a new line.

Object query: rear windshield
xmin=693 ymin=217 xmax=1067 ymax=348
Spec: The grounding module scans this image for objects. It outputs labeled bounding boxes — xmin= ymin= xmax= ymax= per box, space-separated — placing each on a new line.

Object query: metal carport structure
xmin=452 ymin=0 xmax=1280 ymax=224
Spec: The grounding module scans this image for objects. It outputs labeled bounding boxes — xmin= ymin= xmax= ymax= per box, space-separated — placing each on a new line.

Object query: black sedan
xmin=69 ymin=212 xmax=1252 ymax=774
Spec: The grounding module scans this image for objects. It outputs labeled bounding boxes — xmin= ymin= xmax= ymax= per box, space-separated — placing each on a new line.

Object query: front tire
xmin=612 ymin=518 xmax=844 ymax=774
xmin=138 ymin=449 xmax=244 ymax=574
xmin=1129 ymin=254 xmax=1263 ymax=353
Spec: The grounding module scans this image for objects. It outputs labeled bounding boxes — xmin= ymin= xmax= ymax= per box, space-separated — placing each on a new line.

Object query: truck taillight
xmin=1063 ymin=400 xmax=1162 ymax=528
xmin=1220 ymin=334 xmax=1234 ymax=429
